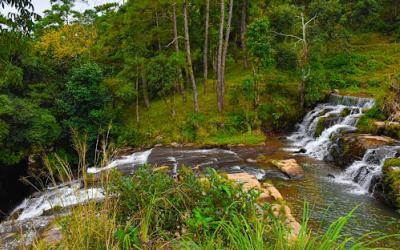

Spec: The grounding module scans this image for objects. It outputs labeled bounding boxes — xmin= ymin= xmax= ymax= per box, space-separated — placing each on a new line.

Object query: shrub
xmin=108 ymin=166 xmax=259 ymax=246
xmin=181 ymin=112 xmax=206 ymax=141
xmin=275 ymin=45 xmax=298 ymax=70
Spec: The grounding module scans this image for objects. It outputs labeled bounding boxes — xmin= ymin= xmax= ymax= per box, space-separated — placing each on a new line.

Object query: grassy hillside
xmin=118 ymin=33 xmax=400 ymax=148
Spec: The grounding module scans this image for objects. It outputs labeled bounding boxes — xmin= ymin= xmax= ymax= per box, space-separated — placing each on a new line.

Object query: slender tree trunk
xmin=203 ymin=0 xmax=210 ymax=94
xmin=240 ymin=0 xmax=249 ymax=69
xmin=220 ymin=0 xmax=234 ymax=110
xmin=300 ymin=13 xmax=309 ymax=108
xmin=136 ymin=65 xmax=140 ymax=123
xmin=141 ymin=66 xmax=150 ymax=109
xmin=172 ymin=3 xmax=187 ymax=102
xmin=217 ymin=0 xmax=225 ymax=112
xmin=155 ymin=10 xmax=161 ymax=50
xmin=183 ymin=0 xmax=200 ymax=112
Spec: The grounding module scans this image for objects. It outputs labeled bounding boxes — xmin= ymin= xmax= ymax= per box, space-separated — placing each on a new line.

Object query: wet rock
xmin=41 ymin=224 xmax=63 ymax=245
xmin=298 ymin=148 xmax=307 ymax=153
xmin=154 ymin=144 xmax=163 ymax=147
xmin=0 ymin=216 xmax=56 ymax=249
xmin=327 ymin=174 xmax=335 ymax=179
xmin=329 ymin=134 xmax=396 ymax=168
xmin=226 ymin=172 xmax=261 ymax=191
xmin=270 ymin=159 xmax=304 ymax=179
xmin=380 ymin=158 xmax=400 ymax=209
xmin=373 ymin=121 xmax=400 ymax=140
xmin=170 ymin=142 xmax=181 ymax=147
xmin=315 ymin=114 xmax=341 ymax=137
xmin=271 ymin=204 xmax=301 ymax=241
xmin=261 ymin=183 xmax=283 ymax=201
xmin=246 ymin=158 xmax=257 ymax=163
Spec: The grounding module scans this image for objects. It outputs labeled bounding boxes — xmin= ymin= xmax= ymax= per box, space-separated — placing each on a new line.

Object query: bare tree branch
xmin=271 ymin=30 xmax=303 ymax=42
xmin=165 ymin=36 xmax=184 ymax=48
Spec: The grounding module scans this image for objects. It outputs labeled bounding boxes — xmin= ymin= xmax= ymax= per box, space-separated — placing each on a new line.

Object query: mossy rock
xmin=383 ymin=122 xmax=400 ymax=140
xmin=383 ymin=158 xmax=400 ymax=209
xmin=315 ymin=114 xmax=340 ymax=137
xmin=328 ymin=133 xmax=395 ymax=168
xmin=340 ymin=108 xmax=351 ymax=117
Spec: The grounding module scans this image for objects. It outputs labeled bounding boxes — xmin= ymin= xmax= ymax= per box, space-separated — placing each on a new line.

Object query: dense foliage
xmin=38 ymin=165 xmax=390 ymax=249
xmin=1 ymin=0 xmax=400 ymax=169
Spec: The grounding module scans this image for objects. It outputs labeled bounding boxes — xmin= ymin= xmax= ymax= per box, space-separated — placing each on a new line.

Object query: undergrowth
xmin=34 ymin=164 xmax=398 ymax=249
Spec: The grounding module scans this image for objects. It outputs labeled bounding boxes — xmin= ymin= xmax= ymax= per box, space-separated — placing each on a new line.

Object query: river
xmin=2 ymin=94 xmax=400 ymax=248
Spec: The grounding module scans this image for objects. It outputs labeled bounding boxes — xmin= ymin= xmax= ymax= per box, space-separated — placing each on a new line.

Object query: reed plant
xmin=30 ymin=131 xmax=398 ymax=250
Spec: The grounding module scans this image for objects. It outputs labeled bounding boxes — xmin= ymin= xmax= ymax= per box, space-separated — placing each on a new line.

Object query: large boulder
xmin=381 ymin=158 xmax=400 ymax=209
xmin=373 ymin=121 xmax=400 ymax=140
xmin=270 ymin=159 xmax=304 ymax=179
xmin=225 ymin=172 xmax=300 ymax=240
xmin=328 ymin=134 xmax=396 ymax=168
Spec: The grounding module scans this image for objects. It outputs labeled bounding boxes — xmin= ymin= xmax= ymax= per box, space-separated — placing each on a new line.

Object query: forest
xmin=1 ymin=0 xmax=400 ymax=249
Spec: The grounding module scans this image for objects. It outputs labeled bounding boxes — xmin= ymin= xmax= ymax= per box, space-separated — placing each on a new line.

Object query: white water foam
xmin=333 ymin=146 xmax=400 ymax=194
xmin=287 ymin=95 xmax=374 ymax=159
xmin=286 ymin=95 xmax=400 ymax=195
xmin=14 ymin=184 xmax=104 ymax=221
xmin=87 ymin=149 xmax=153 ymax=174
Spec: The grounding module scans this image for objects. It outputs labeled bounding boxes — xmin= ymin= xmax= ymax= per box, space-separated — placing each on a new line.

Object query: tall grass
xmin=30 ymin=133 xmax=398 ymax=250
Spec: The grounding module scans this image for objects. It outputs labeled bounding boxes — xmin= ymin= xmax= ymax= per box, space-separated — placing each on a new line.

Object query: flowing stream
xmin=2 ymin=94 xmax=400 ymax=248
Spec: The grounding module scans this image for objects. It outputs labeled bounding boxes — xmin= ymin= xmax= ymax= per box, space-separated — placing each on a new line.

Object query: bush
xmin=109 ymin=166 xmax=259 ymax=246
xmin=257 ymin=95 xmax=298 ymax=131
xmin=115 ymin=125 xmax=144 ymax=147
xmin=275 ymin=45 xmax=298 ymax=70
xmin=226 ymin=111 xmax=256 ymax=133
xmin=181 ymin=112 xmax=206 ymax=141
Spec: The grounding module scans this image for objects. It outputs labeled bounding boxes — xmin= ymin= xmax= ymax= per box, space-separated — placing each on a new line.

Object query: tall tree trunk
xmin=203 ymin=0 xmax=210 ymax=95
xmin=172 ymin=3 xmax=187 ymax=102
xmin=240 ymin=0 xmax=249 ymax=69
xmin=217 ymin=0 xmax=225 ymax=112
xmin=155 ymin=10 xmax=161 ymax=50
xmin=183 ymin=0 xmax=200 ymax=112
xmin=221 ymin=0 xmax=234 ymax=110
xmin=141 ymin=66 xmax=150 ymax=109
xmin=299 ymin=13 xmax=309 ymax=108
xmin=136 ymin=65 xmax=140 ymax=123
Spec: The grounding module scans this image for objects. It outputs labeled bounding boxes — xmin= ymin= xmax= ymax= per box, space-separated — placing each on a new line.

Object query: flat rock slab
xmin=226 ymin=172 xmax=300 ymax=240
xmin=271 ymin=159 xmax=304 ymax=179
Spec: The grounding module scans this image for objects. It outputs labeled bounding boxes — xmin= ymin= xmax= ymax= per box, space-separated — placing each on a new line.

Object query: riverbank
xmin=2 ymin=138 xmax=400 ymax=248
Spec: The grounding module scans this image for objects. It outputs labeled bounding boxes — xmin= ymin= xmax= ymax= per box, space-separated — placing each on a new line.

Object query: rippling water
xmin=273 ymin=155 xmax=400 ymax=248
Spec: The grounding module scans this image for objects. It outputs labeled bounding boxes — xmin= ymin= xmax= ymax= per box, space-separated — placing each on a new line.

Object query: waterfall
xmin=87 ymin=149 xmax=153 ymax=174
xmin=287 ymin=95 xmax=374 ymax=160
xmin=334 ymin=146 xmax=400 ymax=194
xmin=286 ymin=95 xmax=400 ymax=194
xmin=12 ymin=182 xmax=104 ymax=221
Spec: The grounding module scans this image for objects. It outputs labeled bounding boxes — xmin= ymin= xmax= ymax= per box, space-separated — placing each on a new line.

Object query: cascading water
xmin=288 ymin=95 xmax=375 ymax=160
xmin=334 ymin=146 xmax=400 ymax=194
xmin=287 ymin=95 xmax=400 ymax=194
xmin=8 ymin=147 xmax=268 ymax=223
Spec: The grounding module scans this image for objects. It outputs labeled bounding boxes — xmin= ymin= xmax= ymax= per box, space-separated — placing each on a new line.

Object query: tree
xmin=57 ymin=62 xmax=111 ymax=144
xmin=0 ymin=0 xmax=39 ymax=32
xmin=203 ymin=0 xmax=210 ymax=94
xmin=171 ymin=2 xmax=186 ymax=101
xmin=273 ymin=13 xmax=317 ymax=108
xmin=147 ymin=54 xmax=177 ymax=116
xmin=183 ymin=0 xmax=199 ymax=112
xmin=0 ymin=95 xmax=60 ymax=165
xmin=216 ymin=0 xmax=234 ymax=112
xmin=35 ymin=24 xmax=97 ymax=66
xmin=246 ymin=17 xmax=273 ymax=108
xmin=240 ymin=0 xmax=249 ymax=69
